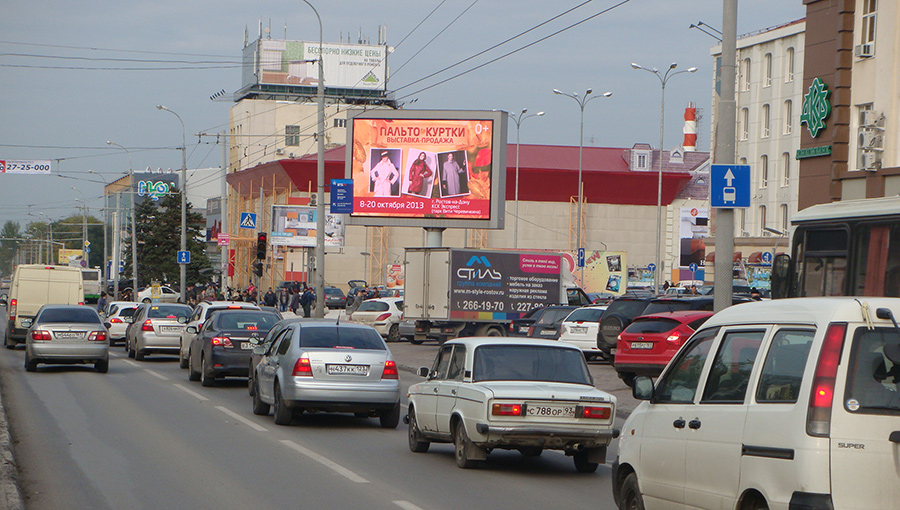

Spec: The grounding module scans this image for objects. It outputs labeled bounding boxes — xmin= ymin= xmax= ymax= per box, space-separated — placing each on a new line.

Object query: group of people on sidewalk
xmin=261 ymin=285 xmax=316 ymax=317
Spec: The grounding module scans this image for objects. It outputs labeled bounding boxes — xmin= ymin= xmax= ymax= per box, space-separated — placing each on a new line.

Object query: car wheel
xmin=251 ymin=380 xmax=270 ymax=416
xmin=618 ymin=473 xmax=646 ymax=510
xmin=453 ymin=421 xmax=481 ymax=469
xmin=407 ymin=407 xmax=430 ymax=453
xmin=387 ymin=324 xmax=400 ymax=343
xmin=200 ymin=355 xmax=215 ymax=387
xmin=135 ymin=349 xmax=145 ymax=361
xmin=517 ymin=446 xmax=543 ymax=457
xmin=24 ymin=354 xmax=37 ymax=372
xmin=95 ymin=358 xmax=109 ymax=374
xmin=142 ymin=298 xmax=151 ymax=303
xmin=484 ymin=327 xmax=503 ymax=337
xmin=248 ymin=367 xmax=255 ymax=396
xmin=272 ymin=383 xmax=292 ymax=426
xmin=188 ymin=350 xmax=201 ymax=382
xmin=573 ymin=450 xmax=599 ymax=473
xmin=379 ymin=403 xmax=400 ymax=429
xmin=618 ymin=371 xmax=636 ymax=388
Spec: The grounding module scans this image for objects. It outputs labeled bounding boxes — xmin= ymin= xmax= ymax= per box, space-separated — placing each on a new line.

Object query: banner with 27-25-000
xmin=349 ymin=118 xmax=494 ymax=220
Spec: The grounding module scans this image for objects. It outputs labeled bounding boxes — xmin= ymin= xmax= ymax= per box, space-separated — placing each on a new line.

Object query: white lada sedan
xmin=406 ymin=337 xmax=618 ymax=472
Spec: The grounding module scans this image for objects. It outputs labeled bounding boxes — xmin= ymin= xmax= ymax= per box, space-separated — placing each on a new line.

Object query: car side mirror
xmin=417 ymin=367 xmax=430 ymax=378
xmin=177 ymin=316 xmax=188 ymax=324
xmin=253 ymin=345 xmax=266 ymax=355
xmin=633 ymin=376 xmax=654 ymax=401
xmin=186 ymin=326 xmax=198 ymax=334
xmin=0 ymin=298 xmax=6 ymax=307
xmin=124 ymin=316 xmax=134 ymax=324
xmin=104 ymin=322 xmax=112 ymax=329
xmin=249 ymin=337 xmax=261 ymax=345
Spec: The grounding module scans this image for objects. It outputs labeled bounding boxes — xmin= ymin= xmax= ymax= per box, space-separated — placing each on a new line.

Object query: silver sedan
xmin=25 ymin=305 xmax=110 ymax=373
xmin=125 ymin=303 xmax=192 ymax=361
xmin=251 ymin=320 xmax=401 ymax=428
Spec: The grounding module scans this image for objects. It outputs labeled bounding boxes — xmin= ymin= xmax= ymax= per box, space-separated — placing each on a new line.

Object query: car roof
xmin=366 ymin=297 xmax=402 ymax=303
xmin=108 ymin=301 xmax=140 ymax=307
xmin=702 ymin=297 xmax=900 ymax=329
xmin=443 ymin=336 xmax=583 ymax=350
xmin=39 ymin=304 xmax=93 ymax=311
xmin=633 ymin=310 xmax=714 ymax=322
xmin=296 ymin=319 xmax=377 ymax=331
xmin=203 ymin=300 xmax=259 ymax=307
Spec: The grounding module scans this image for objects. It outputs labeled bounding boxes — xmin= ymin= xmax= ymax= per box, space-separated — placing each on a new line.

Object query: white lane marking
xmin=144 ymin=369 xmax=168 ymax=381
xmin=393 ymin=501 xmax=426 ymax=510
xmin=280 ymin=439 xmax=370 ymax=483
xmin=173 ymin=384 xmax=209 ymax=401
xmin=215 ymin=406 xmax=268 ymax=432
xmin=123 ymin=360 xmax=140 ymax=367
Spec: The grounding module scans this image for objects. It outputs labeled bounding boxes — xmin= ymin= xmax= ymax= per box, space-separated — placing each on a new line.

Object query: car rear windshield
xmin=357 ymin=301 xmax=389 ymax=312
xmin=299 ymin=327 xmax=385 ymax=350
xmin=845 ymin=327 xmax=900 ymax=415
xmin=38 ymin=308 xmax=101 ymax=324
xmin=623 ymin=317 xmax=683 ymax=334
xmin=535 ymin=308 xmax=574 ymax=325
xmin=565 ymin=308 xmax=605 ymax=323
xmin=215 ymin=312 xmax=279 ymax=331
xmin=119 ymin=307 xmax=137 ymax=317
xmin=473 ymin=345 xmax=591 ymax=384
xmin=643 ymin=300 xmax=696 ymax=314
xmin=605 ymin=299 xmax=650 ymax=318
xmin=147 ymin=305 xmax=192 ymax=319
xmin=325 ymin=288 xmax=343 ymax=296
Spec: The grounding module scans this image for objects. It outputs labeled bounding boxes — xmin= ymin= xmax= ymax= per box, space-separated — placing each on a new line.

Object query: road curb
xmin=0 ymin=384 xmax=24 ymax=510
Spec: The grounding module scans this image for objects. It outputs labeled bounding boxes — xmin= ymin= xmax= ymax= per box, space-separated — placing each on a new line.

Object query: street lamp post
xmin=552 ymin=88 xmax=612 ymax=268
xmin=156 ymin=106 xmax=188 ymax=304
xmin=301 ymin=0 xmax=326 ymax=319
xmin=509 ymin=109 xmax=544 ymax=248
xmin=631 ymin=62 xmax=697 ymax=291
xmin=88 ymin=169 xmax=109 ymax=288
xmin=106 ymin=141 xmax=139 ymax=297
xmin=39 ymin=212 xmax=52 ymax=264
xmin=71 ymin=187 xmax=88 ymax=266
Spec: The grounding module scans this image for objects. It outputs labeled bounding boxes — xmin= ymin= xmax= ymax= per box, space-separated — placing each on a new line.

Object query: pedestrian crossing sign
xmin=240 ymin=212 xmax=257 ymax=229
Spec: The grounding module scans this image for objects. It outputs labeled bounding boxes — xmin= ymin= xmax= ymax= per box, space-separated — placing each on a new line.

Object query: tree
xmin=122 ymin=190 xmax=212 ymax=289
xmin=0 ymin=221 xmax=21 ymax=275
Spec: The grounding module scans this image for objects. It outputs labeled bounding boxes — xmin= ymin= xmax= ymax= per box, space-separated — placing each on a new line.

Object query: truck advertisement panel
xmin=449 ymin=250 xmax=561 ymax=321
xmin=345 ymin=109 xmax=507 ymax=229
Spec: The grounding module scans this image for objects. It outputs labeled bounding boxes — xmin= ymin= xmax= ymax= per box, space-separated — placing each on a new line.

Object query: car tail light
xmin=580 ymin=405 xmax=612 ymax=419
xmin=666 ymin=330 xmax=683 ymax=345
xmin=492 ymin=403 xmax=523 ymax=416
xmin=31 ymin=330 xmax=51 ymax=341
xmin=9 ymin=298 xmax=16 ymax=320
xmin=293 ymin=357 xmax=312 ymax=377
xmin=375 ymin=313 xmax=391 ymax=322
xmin=210 ymin=336 xmax=234 ymax=348
xmin=88 ymin=331 xmax=108 ymax=342
xmin=509 ymin=322 xmax=514 ymax=332
xmin=78 ymin=302 xmax=84 ymax=306
xmin=807 ymin=322 xmax=846 ymax=437
xmin=227 ymin=305 xmax=242 ymax=309
xmin=527 ymin=326 xmax=535 ymax=336
xmin=381 ymin=360 xmax=398 ymax=379
xmin=110 ymin=318 xmax=123 ymax=324
xmin=142 ymin=320 xmax=154 ymax=331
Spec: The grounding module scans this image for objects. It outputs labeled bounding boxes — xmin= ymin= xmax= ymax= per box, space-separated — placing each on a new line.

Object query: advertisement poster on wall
xmin=345 ymin=110 xmax=507 ymax=229
xmin=270 ymin=204 xmax=345 ymax=248
xmin=562 ymin=250 xmax=628 ymax=296
xmin=385 ymin=264 xmax=405 ymax=291
xmin=678 ymin=207 xmax=708 ymax=280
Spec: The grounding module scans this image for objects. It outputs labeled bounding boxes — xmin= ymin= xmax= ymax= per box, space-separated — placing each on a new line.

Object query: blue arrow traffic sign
xmin=239 ymin=212 xmax=257 ymax=229
xmin=710 ymin=164 xmax=751 ymax=208
xmin=647 ymin=263 xmax=656 ymax=273
xmin=177 ymin=250 xmax=190 ymax=264
xmin=761 ymin=251 xmax=774 ymax=264
xmin=689 ymin=262 xmax=698 ymax=273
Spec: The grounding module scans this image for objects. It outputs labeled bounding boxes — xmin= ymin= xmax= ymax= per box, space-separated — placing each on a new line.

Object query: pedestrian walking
xmin=290 ymin=289 xmax=300 ymax=315
xmin=300 ymin=285 xmax=313 ymax=318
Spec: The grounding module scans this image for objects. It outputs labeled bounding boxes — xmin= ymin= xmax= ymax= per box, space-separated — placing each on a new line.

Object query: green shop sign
xmin=796 ymin=145 xmax=833 ymax=159
xmin=800 ymin=77 xmax=832 ymax=138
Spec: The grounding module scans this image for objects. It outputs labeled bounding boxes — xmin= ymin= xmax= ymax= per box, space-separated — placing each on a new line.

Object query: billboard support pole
xmin=425 ymin=228 xmax=444 ymax=248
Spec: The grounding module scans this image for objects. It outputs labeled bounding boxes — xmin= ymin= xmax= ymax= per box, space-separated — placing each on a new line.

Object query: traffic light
xmin=252 ymin=261 xmax=263 ymax=277
xmin=256 ymin=232 xmax=267 ymax=260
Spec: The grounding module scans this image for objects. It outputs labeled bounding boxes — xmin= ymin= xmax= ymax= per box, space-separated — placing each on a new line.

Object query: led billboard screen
xmin=345 ymin=109 xmax=507 ymax=229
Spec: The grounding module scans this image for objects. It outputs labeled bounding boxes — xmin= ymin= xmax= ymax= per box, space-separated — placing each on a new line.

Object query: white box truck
xmin=4 ymin=264 xmax=84 ymax=348
xmin=405 ymin=248 xmax=587 ymax=343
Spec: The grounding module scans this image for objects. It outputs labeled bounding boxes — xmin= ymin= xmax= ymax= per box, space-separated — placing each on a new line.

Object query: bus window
xmin=853 ymin=224 xmax=900 ymax=297
xmin=800 ymin=229 xmax=848 ymax=297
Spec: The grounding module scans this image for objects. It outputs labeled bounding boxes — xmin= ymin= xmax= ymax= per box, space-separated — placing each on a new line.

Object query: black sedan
xmin=526 ymin=305 xmax=577 ymax=340
xmin=187 ymin=309 xmax=280 ymax=387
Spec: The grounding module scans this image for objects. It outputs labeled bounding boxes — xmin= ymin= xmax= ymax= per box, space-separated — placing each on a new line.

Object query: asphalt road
xmin=0 ymin=321 xmax=633 ymax=510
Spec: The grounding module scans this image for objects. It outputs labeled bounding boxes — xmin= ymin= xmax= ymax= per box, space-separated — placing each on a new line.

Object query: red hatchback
xmin=614 ymin=310 xmax=713 ymax=386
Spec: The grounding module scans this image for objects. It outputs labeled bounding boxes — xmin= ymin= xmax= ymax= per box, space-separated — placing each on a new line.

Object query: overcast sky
xmin=0 ymin=0 xmax=806 ymax=227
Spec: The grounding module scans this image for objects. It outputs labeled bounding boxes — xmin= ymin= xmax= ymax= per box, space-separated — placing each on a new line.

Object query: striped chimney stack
xmin=683 ymin=102 xmax=697 ymax=152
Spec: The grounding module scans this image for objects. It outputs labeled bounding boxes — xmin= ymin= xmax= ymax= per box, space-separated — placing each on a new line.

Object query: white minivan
xmin=4 ymin=264 xmax=84 ymax=348
xmin=613 ymin=297 xmax=900 ymax=510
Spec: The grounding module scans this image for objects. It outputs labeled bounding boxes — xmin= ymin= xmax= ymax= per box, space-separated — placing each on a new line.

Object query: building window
xmin=785 ymin=47 xmax=794 ymax=82
xmin=861 ymin=0 xmax=877 ymax=50
xmin=740 ymin=157 xmax=748 ymax=166
xmin=760 ymin=155 xmax=768 ymax=188
xmin=741 ymin=58 xmax=751 ymax=91
xmin=740 ymin=209 xmax=747 ymax=236
xmin=333 ymin=118 xmax=346 ymax=128
xmin=285 ymin=125 xmax=300 ymax=146
xmin=759 ymin=205 xmax=767 ymax=235
xmin=740 ymin=108 xmax=750 ymax=140
xmin=780 ymin=204 xmax=789 ymax=231
xmin=638 ymin=154 xmax=647 ymax=168
xmin=764 ymin=53 xmax=772 ymax=87
xmin=782 ymin=152 xmax=790 ymax=186
xmin=761 ymin=104 xmax=770 ymax=138
xmin=783 ymin=100 xmax=793 ymax=134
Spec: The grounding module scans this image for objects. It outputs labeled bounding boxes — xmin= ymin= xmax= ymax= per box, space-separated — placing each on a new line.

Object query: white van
xmin=3 ymin=264 xmax=84 ymax=348
xmin=613 ymin=297 xmax=900 ymax=510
